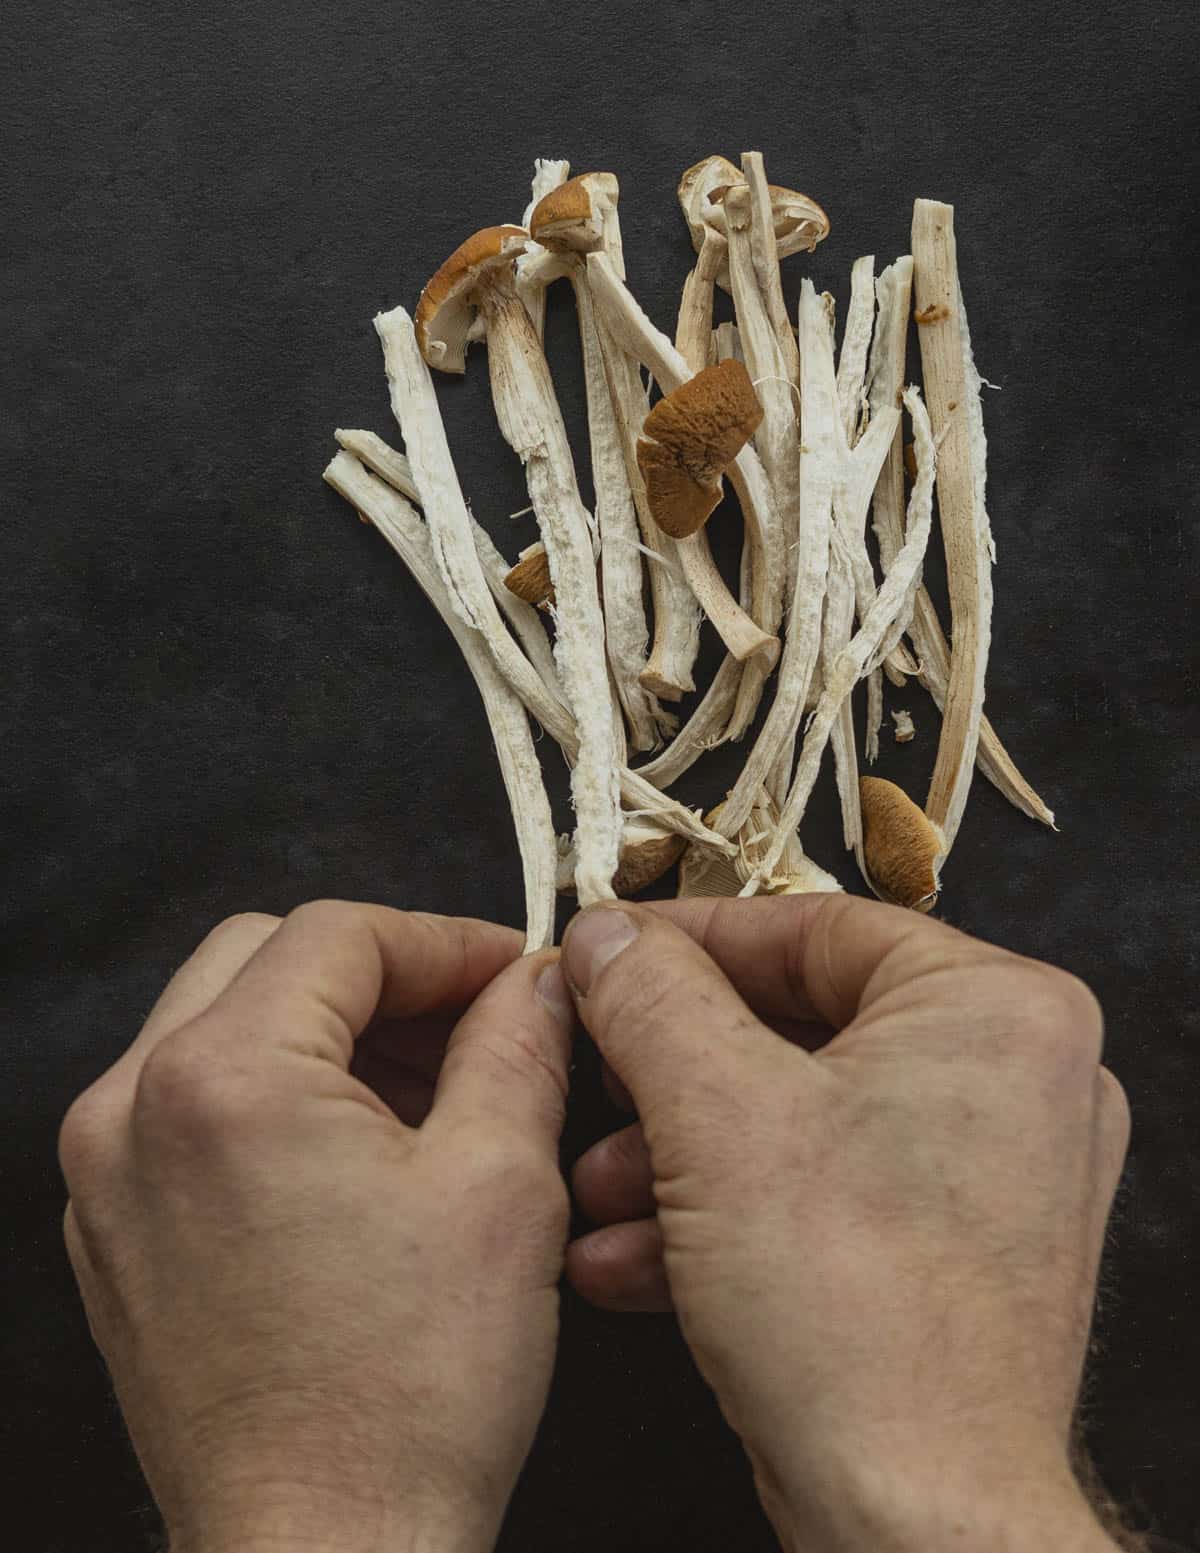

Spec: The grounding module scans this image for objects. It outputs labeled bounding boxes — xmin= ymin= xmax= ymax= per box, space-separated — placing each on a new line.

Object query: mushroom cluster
xmin=325 ymin=154 xmax=1055 ymax=950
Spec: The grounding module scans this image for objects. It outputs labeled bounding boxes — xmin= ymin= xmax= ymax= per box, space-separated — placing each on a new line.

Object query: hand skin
xmin=59 ymin=903 xmax=576 ymax=1553
xmin=562 ymin=895 xmax=1129 ymax=1553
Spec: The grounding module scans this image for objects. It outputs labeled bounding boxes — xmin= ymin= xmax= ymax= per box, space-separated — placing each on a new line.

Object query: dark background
xmin=3 ymin=2 xmax=1197 ymax=1548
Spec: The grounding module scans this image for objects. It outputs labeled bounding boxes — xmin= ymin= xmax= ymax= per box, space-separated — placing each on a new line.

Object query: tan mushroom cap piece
xmin=504 ymin=542 xmax=555 ymax=609
xmin=556 ymin=817 xmax=686 ymax=898
xmin=860 ymin=776 xmax=946 ymax=912
xmin=677 ymin=154 xmax=741 ymax=249
xmin=635 ymin=359 xmax=764 ymax=540
xmin=528 ymin=172 xmax=619 ymax=254
xmin=414 ymin=224 xmax=529 ymax=373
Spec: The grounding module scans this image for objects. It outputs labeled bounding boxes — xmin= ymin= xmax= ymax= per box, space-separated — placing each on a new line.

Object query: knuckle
xmin=133 ymin=1027 xmax=262 ymax=1145
xmin=205 ymin=911 xmax=280 ymax=950
xmin=286 ymin=898 xmax=355 ymax=935
xmin=1025 ymin=966 xmax=1104 ymax=1064
xmin=1097 ymin=1066 xmax=1132 ymax=1149
xmin=58 ymin=1083 xmax=121 ymax=1187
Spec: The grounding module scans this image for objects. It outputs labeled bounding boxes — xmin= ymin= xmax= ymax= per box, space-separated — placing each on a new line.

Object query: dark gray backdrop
xmin=3 ymin=2 xmax=1198 ymax=1549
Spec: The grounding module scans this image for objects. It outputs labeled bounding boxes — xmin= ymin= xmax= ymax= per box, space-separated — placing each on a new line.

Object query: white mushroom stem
xmin=476 ymin=281 xmax=621 ymax=903
xmin=743 ymin=386 xmax=937 ymax=893
xmin=324 ymin=451 xmax=556 ymax=952
xmin=676 ymin=233 xmax=727 ymax=374
xmin=334 ymin=428 xmax=564 ymax=699
xmin=912 ymin=198 xmax=993 ymax=851
xmin=517 ymin=158 xmax=570 ymax=341
xmin=824 ymin=528 xmax=863 ymax=860
xmin=596 ymin=319 xmax=702 ymax=701
xmin=374 ymin=306 xmax=730 ymax=857
xmin=836 ymin=255 xmax=877 ymax=444
xmin=741 ymin=152 xmax=800 ymax=385
xmin=713 ymin=281 xmax=834 ymax=840
xmin=572 ymin=270 xmax=667 ymax=749
xmin=586 ymin=250 xmax=785 ymax=716
xmin=870 ymin=258 xmax=1053 ymax=827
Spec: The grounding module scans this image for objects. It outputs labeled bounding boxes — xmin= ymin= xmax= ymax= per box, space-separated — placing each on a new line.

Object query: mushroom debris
xmin=326 ymin=153 xmax=1055 ymax=949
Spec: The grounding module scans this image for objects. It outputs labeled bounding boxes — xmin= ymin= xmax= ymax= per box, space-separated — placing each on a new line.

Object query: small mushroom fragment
xmin=504 ymin=541 xmax=555 ymax=608
xmin=556 ymin=815 xmax=686 ymax=898
xmin=859 ymin=777 xmax=944 ymax=912
xmin=891 ymin=709 xmax=916 ymax=743
xmin=324 ymin=451 xmax=558 ymax=951
xmin=911 ymin=199 xmax=994 ymax=857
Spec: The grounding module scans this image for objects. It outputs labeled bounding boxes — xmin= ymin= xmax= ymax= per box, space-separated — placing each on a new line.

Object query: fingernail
xmin=563 ymin=909 xmax=639 ymax=997
xmin=535 ymin=962 xmax=574 ymax=1027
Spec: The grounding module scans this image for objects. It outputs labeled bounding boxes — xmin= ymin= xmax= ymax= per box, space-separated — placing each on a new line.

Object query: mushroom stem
xmin=374 ymin=306 xmax=731 ymax=858
xmin=741 ymin=152 xmax=801 ymax=386
xmin=324 ymin=451 xmax=557 ymax=952
xmin=676 ymin=234 xmax=727 ymax=374
xmin=572 ymin=270 xmax=669 ymax=750
xmin=478 ymin=281 xmax=622 ymax=903
xmin=912 ymin=198 xmax=993 ymax=852
xmin=744 ymin=385 xmax=937 ymax=893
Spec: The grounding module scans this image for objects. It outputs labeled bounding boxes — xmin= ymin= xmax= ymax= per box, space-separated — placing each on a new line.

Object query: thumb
xmin=561 ymin=904 xmax=817 ymax=1136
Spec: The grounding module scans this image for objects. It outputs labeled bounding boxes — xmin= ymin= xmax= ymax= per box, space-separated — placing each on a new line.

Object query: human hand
xmin=59 ymin=903 xmax=575 ymax=1553
xmin=563 ymin=896 xmax=1129 ymax=1553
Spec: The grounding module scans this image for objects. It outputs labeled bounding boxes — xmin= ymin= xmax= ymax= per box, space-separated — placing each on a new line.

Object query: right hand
xmin=561 ymin=896 xmax=1129 ymax=1553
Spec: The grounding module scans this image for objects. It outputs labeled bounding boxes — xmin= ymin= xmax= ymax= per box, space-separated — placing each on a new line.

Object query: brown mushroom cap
xmin=860 ymin=776 xmax=945 ymax=912
xmin=635 ymin=360 xmax=764 ymax=539
xmin=414 ymin=224 xmax=528 ymax=373
xmin=528 ymin=172 xmax=619 ymax=254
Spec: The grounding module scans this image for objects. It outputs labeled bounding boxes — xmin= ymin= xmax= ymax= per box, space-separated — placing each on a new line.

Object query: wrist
xmin=757 ymin=1443 xmax=1119 ymax=1553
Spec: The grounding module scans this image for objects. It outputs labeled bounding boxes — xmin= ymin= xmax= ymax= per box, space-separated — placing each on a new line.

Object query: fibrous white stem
xmin=676 ymin=235 xmax=726 ymax=375
xmin=741 ymin=152 xmax=800 ymax=386
xmin=572 ymin=272 xmax=665 ymax=750
xmin=334 ymin=427 xmax=564 ymax=699
xmin=324 ymin=451 xmax=556 ymax=952
xmin=479 ymin=282 xmax=621 ymax=903
xmin=374 ymin=306 xmax=729 ymax=857
xmin=912 ymin=198 xmax=993 ymax=852
xmin=713 ymin=281 xmax=833 ymax=840
xmin=744 ymin=385 xmax=937 ymax=893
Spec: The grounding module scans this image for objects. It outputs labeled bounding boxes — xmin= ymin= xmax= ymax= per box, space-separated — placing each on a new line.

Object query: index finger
xmin=180 ymin=901 xmax=523 ymax=1072
xmin=644 ymin=894 xmax=1001 ymax=1029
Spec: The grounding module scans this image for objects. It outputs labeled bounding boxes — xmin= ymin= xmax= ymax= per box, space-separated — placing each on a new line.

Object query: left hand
xmin=59 ymin=903 xmax=575 ymax=1553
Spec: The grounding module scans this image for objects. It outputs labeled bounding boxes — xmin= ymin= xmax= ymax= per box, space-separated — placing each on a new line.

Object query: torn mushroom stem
xmin=912 ymin=198 xmax=994 ymax=853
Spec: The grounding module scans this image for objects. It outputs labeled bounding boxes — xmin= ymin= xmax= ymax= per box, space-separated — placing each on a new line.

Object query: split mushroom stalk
xmin=334 ymin=427 xmax=564 ymax=701
xmin=720 ymin=178 xmax=797 ymax=745
xmin=324 ymin=451 xmax=558 ymax=951
xmin=744 ymin=384 xmax=938 ymax=895
xmin=912 ymin=198 xmax=994 ymax=856
xmin=868 ymin=263 xmax=1055 ymax=829
xmin=675 ymin=155 xmax=739 ymax=375
xmin=526 ymin=171 xmax=671 ymax=750
xmin=585 ymin=249 xmax=786 ymax=734
xmin=516 ymin=157 xmax=571 ymax=342
xmin=376 ymin=303 xmax=732 ymax=860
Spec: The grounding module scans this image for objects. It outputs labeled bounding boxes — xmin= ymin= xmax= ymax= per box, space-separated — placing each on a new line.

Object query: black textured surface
xmin=3 ymin=3 xmax=1198 ymax=1549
